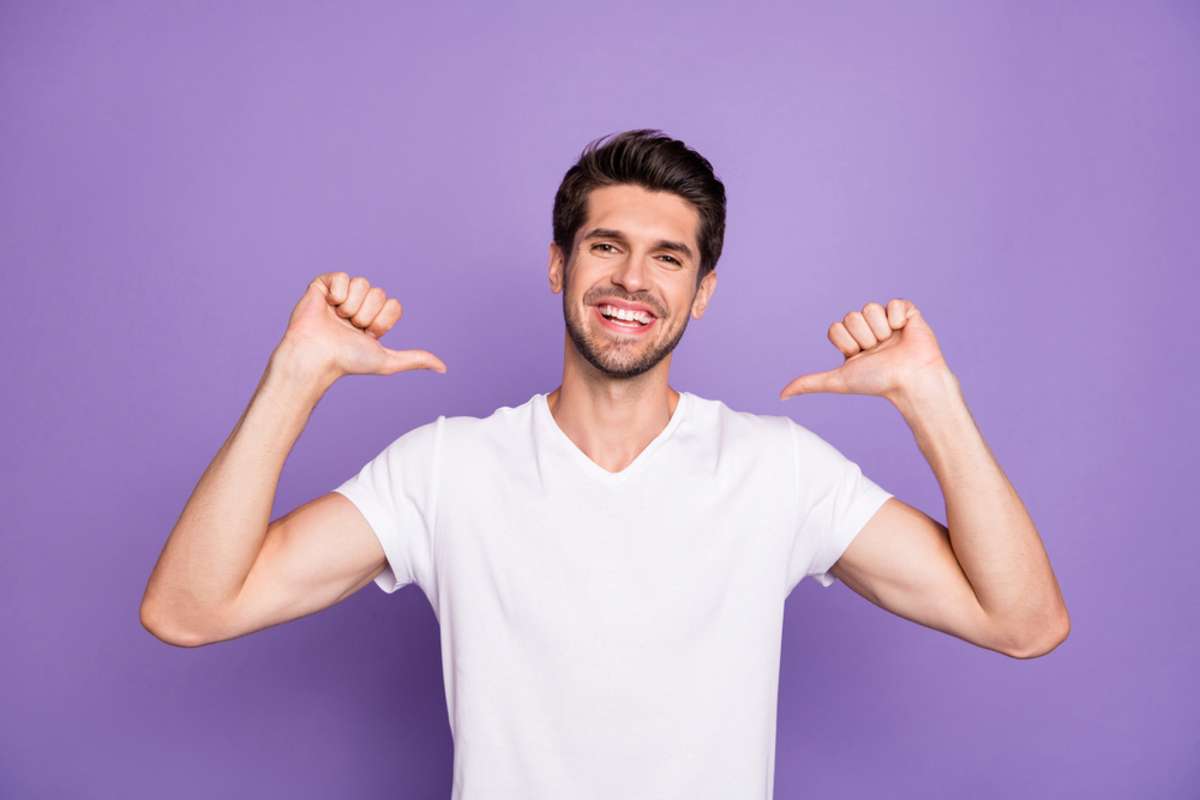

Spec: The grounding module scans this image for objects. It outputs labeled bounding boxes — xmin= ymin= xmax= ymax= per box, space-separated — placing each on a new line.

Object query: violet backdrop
xmin=2 ymin=1 xmax=1196 ymax=797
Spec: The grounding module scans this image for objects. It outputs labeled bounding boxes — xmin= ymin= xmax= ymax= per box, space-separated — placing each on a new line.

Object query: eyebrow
xmin=581 ymin=227 xmax=695 ymax=263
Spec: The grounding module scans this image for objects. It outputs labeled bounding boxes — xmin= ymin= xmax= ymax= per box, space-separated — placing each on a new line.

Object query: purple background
xmin=3 ymin=2 xmax=1196 ymax=797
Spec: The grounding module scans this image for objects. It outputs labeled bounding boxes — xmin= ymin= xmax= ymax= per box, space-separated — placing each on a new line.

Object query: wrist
xmin=267 ymin=338 xmax=339 ymax=400
xmin=887 ymin=364 xmax=963 ymax=419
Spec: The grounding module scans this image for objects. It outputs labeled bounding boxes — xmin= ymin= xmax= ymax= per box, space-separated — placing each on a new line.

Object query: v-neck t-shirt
xmin=333 ymin=390 xmax=893 ymax=799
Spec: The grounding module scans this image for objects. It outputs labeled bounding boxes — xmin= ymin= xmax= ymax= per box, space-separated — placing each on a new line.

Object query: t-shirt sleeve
xmin=332 ymin=415 xmax=444 ymax=594
xmin=786 ymin=419 xmax=893 ymax=592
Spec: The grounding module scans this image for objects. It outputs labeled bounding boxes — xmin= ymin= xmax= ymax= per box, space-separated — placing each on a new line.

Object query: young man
xmin=141 ymin=129 xmax=1069 ymax=799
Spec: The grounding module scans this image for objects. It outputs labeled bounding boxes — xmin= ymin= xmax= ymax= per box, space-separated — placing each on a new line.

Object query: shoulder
xmin=700 ymin=393 xmax=838 ymax=455
xmin=684 ymin=392 xmax=796 ymax=460
xmin=435 ymin=392 xmax=542 ymax=448
xmin=686 ymin=393 xmax=854 ymax=471
xmin=688 ymin=391 xmax=795 ymax=438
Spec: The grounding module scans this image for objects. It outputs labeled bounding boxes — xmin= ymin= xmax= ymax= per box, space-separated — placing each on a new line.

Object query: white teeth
xmin=601 ymin=304 xmax=652 ymax=324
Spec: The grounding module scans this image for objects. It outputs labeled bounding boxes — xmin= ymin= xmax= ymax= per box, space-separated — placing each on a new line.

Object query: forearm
xmin=890 ymin=368 xmax=1069 ymax=652
xmin=140 ymin=341 xmax=333 ymax=641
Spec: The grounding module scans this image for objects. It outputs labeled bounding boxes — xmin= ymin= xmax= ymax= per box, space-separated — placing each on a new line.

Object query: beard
xmin=562 ymin=269 xmax=692 ymax=380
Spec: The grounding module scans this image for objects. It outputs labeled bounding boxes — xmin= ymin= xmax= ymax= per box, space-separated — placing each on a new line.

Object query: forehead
xmin=580 ymin=184 xmax=700 ymax=250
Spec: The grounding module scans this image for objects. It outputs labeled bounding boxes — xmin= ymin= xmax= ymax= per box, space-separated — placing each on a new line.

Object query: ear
xmin=548 ymin=241 xmax=565 ymax=294
xmin=690 ymin=269 xmax=718 ymax=319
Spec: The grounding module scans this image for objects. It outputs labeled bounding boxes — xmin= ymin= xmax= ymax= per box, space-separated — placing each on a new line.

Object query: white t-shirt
xmin=333 ymin=390 xmax=892 ymax=799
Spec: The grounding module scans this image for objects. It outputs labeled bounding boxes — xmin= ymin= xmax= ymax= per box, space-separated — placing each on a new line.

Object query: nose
xmin=610 ymin=250 xmax=649 ymax=294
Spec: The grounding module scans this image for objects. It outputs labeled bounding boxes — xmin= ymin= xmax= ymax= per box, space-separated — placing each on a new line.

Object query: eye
xmin=658 ymin=254 xmax=682 ymax=265
xmin=592 ymin=243 xmax=618 ymax=253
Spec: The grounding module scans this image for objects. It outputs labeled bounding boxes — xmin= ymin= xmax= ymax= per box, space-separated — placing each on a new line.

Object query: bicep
xmin=206 ymin=493 xmax=387 ymax=644
xmin=829 ymin=497 xmax=1015 ymax=656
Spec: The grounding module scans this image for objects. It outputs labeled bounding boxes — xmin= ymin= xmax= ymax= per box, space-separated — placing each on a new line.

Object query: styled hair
xmin=552 ymin=129 xmax=726 ymax=285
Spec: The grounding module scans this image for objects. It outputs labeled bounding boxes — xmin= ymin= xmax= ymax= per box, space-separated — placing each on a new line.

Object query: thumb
xmin=778 ymin=367 xmax=846 ymax=400
xmin=377 ymin=347 xmax=448 ymax=376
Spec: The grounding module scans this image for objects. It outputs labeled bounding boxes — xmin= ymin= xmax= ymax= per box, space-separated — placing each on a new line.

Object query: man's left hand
xmin=779 ymin=299 xmax=950 ymax=402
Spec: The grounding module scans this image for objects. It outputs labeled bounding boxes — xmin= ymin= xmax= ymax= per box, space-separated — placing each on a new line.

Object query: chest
xmin=431 ymin=464 xmax=795 ymax=660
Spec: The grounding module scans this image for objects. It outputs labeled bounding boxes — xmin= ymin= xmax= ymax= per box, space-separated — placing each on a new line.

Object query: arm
xmin=781 ymin=299 xmax=1070 ymax=659
xmin=138 ymin=345 xmax=326 ymax=646
xmin=139 ymin=272 xmax=446 ymax=647
xmin=832 ymin=368 xmax=1069 ymax=658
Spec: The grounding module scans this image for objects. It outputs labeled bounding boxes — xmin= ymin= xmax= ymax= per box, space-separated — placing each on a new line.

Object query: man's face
xmin=549 ymin=184 xmax=717 ymax=379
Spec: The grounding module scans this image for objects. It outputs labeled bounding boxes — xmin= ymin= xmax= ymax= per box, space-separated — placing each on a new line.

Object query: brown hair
xmin=552 ymin=129 xmax=726 ymax=285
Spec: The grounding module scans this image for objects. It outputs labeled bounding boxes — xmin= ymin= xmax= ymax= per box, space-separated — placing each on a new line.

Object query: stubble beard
xmin=561 ymin=267 xmax=691 ymax=380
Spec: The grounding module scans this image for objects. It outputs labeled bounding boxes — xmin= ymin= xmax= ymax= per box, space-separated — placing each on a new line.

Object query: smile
xmin=593 ymin=305 xmax=658 ymax=336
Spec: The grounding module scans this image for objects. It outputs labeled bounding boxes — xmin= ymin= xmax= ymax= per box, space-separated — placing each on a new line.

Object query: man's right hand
xmin=274 ymin=272 xmax=448 ymax=386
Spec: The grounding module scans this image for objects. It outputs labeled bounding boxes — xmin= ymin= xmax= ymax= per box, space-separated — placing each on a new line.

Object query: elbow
xmin=1005 ymin=609 xmax=1071 ymax=660
xmin=139 ymin=599 xmax=211 ymax=649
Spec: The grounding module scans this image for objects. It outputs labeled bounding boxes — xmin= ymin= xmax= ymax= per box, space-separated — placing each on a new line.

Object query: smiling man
xmin=141 ymin=129 xmax=1070 ymax=799
xmin=558 ymin=185 xmax=703 ymax=383
xmin=547 ymin=178 xmax=714 ymax=473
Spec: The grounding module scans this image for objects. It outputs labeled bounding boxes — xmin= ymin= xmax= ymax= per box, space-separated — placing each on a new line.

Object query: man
xmin=141 ymin=129 xmax=1069 ymax=799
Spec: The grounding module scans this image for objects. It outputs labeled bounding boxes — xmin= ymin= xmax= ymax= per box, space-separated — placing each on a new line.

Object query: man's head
xmin=548 ymin=129 xmax=726 ymax=379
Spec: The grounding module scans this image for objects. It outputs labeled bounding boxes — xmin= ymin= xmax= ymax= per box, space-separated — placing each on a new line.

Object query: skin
xmin=141 ymin=182 xmax=1068 ymax=661
xmin=780 ymin=302 xmax=1071 ymax=658
xmin=545 ymin=183 xmax=716 ymax=473
xmin=547 ymin=185 xmax=1070 ymax=658
xmin=138 ymin=273 xmax=448 ymax=647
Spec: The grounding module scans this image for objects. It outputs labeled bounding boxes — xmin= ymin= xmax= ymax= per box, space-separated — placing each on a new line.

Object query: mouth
xmin=592 ymin=304 xmax=658 ymax=336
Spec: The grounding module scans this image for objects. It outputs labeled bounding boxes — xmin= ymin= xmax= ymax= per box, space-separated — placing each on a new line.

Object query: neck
xmin=546 ymin=342 xmax=680 ymax=474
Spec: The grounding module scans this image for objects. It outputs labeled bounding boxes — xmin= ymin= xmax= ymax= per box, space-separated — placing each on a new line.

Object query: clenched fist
xmin=274 ymin=272 xmax=447 ymax=386
xmin=778 ymin=298 xmax=949 ymax=403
